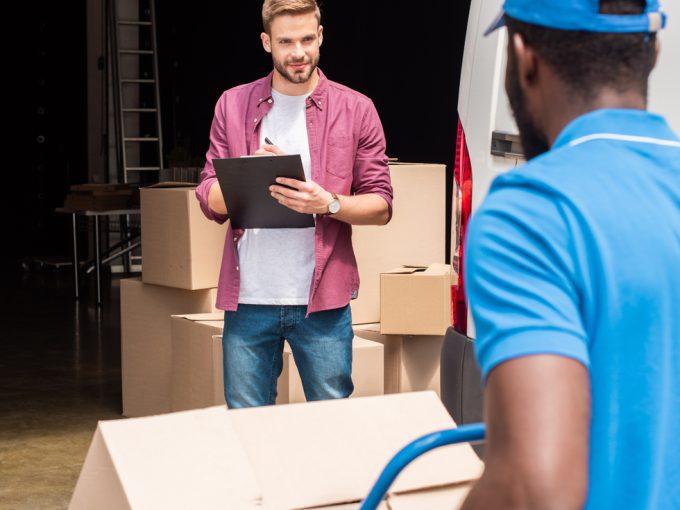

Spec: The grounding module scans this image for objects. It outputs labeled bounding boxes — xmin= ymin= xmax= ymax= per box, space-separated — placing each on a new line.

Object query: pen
xmin=265 ymin=137 xmax=274 ymax=146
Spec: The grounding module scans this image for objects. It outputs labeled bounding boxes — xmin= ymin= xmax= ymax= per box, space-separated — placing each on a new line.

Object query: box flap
xmin=352 ymin=336 xmax=383 ymax=349
xmin=228 ymin=392 xmax=483 ymax=509
xmin=354 ymin=323 xmax=381 ymax=333
xmin=70 ymin=407 xmax=261 ymax=509
xmin=422 ymin=263 xmax=451 ymax=276
xmin=383 ymin=266 xmax=427 ymax=275
xmin=104 ymin=408 xmax=261 ymax=508
xmin=387 ymin=482 xmax=473 ymax=509
xmin=196 ymin=320 xmax=224 ymax=329
xmin=171 ymin=312 xmax=225 ymax=322
xmin=383 ymin=264 xmax=451 ymax=277
xmin=69 ymin=428 xmax=131 ymax=510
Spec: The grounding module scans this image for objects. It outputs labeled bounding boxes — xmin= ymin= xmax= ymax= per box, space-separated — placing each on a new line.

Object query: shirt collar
xmin=552 ymin=108 xmax=678 ymax=150
xmin=256 ymin=68 xmax=328 ymax=110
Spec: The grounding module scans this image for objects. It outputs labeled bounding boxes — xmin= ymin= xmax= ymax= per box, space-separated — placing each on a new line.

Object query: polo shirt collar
xmin=552 ymin=108 xmax=678 ymax=150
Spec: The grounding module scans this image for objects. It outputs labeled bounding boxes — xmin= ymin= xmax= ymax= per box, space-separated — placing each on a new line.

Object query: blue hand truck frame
xmin=360 ymin=422 xmax=486 ymax=510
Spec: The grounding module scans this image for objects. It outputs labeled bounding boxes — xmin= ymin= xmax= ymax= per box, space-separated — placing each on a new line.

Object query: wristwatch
xmin=327 ymin=192 xmax=341 ymax=215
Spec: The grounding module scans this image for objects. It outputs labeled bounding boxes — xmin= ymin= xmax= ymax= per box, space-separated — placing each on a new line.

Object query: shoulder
xmin=217 ymin=75 xmax=270 ymax=104
xmin=474 ymin=154 xmax=572 ymax=234
xmin=493 ymin=147 xmax=579 ymax=192
xmin=324 ymin=77 xmax=375 ymax=109
xmin=491 ymin=139 xmax=633 ymax=201
xmin=467 ymin=161 xmax=576 ymax=286
xmin=467 ymin=183 xmax=568 ymax=267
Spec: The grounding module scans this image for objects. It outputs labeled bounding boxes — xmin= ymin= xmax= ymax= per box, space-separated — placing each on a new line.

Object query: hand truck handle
xmin=360 ymin=423 xmax=486 ymax=510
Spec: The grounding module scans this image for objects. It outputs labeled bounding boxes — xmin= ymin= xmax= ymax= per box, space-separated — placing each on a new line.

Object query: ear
xmin=318 ymin=25 xmax=324 ymax=47
xmin=511 ymin=32 xmax=539 ymax=90
xmin=261 ymin=32 xmax=272 ymax=53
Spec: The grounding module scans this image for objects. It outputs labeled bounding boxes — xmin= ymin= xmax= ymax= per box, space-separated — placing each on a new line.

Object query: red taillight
xmin=452 ymin=119 xmax=473 ymax=334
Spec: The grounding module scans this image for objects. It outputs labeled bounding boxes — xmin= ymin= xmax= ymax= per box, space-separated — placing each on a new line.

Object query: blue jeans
xmin=222 ymin=304 xmax=354 ymax=408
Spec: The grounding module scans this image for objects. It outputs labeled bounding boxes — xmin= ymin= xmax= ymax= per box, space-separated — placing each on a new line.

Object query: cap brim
xmin=483 ymin=8 xmax=506 ymax=36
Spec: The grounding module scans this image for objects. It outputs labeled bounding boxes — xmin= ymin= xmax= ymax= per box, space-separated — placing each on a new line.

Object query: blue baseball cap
xmin=484 ymin=0 xmax=667 ymax=36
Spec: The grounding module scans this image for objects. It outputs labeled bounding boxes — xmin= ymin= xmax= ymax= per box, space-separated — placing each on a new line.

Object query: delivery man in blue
xmin=461 ymin=1 xmax=679 ymax=509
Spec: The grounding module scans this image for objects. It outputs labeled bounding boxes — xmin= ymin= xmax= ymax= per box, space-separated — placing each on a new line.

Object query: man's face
xmin=263 ymin=13 xmax=322 ymax=86
xmin=505 ymin=38 xmax=550 ymax=160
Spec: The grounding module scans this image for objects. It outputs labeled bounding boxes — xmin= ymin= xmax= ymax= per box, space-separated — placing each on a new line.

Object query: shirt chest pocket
xmin=326 ymin=134 xmax=355 ymax=180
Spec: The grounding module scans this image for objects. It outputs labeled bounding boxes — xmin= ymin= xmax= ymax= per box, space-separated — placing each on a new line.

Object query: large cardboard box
xmin=354 ymin=323 xmax=444 ymax=396
xmin=351 ymin=163 xmax=446 ymax=325
xmin=140 ymin=186 xmax=227 ymax=290
xmin=70 ymin=392 xmax=483 ymax=509
xmin=380 ymin=263 xmax=453 ymax=335
xmin=170 ymin=313 xmax=385 ymax=411
xmin=120 ymin=278 xmax=218 ymax=417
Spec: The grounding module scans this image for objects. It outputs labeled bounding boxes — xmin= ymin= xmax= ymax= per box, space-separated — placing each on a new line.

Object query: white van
xmin=451 ymin=0 xmax=680 ymax=338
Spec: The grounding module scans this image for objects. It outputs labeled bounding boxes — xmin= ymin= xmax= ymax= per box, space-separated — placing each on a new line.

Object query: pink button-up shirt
xmin=195 ymin=70 xmax=393 ymax=314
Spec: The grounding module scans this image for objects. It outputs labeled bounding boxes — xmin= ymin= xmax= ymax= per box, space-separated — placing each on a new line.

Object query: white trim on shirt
xmin=568 ymin=133 xmax=680 ymax=148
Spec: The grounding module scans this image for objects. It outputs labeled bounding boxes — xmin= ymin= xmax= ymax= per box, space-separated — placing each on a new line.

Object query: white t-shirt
xmin=237 ymin=89 xmax=316 ymax=305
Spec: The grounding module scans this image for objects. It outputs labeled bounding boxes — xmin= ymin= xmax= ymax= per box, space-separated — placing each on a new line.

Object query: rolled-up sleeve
xmin=196 ymin=92 xmax=230 ymax=224
xmin=351 ymin=100 xmax=393 ymax=222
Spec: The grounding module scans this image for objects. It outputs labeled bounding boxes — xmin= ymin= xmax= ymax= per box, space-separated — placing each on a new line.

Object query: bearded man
xmin=196 ymin=0 xmax=393 ymax=408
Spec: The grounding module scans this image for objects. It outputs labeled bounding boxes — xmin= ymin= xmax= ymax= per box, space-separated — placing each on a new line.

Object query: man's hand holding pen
xmin=260 ymin=137 xmax=334 ymax=215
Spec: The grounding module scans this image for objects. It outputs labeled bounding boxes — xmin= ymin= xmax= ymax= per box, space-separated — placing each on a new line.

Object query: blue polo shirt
xmin=465 ymin=109 xmax=680 ymax=509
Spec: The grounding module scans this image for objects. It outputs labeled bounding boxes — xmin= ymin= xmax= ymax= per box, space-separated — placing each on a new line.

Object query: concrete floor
xmin=0 ymin=269 xmax=124 ymax=510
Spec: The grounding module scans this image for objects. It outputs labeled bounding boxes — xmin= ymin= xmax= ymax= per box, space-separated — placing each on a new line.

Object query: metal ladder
xmin=108 ymin=0 xmax=163 ymax=184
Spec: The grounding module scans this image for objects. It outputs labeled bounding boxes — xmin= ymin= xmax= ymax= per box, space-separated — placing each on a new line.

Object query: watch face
xmin=329 ymin=199 xmax=341 ymax=214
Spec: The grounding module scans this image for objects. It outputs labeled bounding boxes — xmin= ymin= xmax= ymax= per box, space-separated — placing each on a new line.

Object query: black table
xmin=56 ymin=208 xmax=141 ymax=305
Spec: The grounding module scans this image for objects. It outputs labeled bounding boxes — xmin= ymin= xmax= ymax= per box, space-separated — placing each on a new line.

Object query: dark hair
xmin=505 ymin=0 xmax=657 ymax=101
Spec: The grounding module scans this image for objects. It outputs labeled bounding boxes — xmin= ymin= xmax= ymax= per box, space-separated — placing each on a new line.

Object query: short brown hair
xmin=262 ymin=0 xmax=321 ymax=34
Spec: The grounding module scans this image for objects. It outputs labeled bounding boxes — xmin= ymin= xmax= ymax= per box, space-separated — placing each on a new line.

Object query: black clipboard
xmin=213 ymin=154 xmax=315 ymax=229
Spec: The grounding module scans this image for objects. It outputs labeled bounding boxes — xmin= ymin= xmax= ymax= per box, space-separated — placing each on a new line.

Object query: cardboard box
xmin=121 ymin=278 xmax=218 ymax=417
xmin=380 ymin=263 xmax=453 ymax=335
xmin=277 ymin=335 xmax=385 ymax=405
xmin=170 ymin=313 xmax=225 ymax=412
xmin=170 ymin=313 xmax=385 ymax=411
xmin=354 ymin=323 xmax=444 ymax=396
xmin=140 ymin=186 xmax=227 ymax=290
xmin=69 ymin=392 xmax=482 ymax=509
xmin=351 ymin=163 xmax=446 ymax=325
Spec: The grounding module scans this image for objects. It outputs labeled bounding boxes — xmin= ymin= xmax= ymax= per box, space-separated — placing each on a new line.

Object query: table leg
xmin=72 ymin=213 xmax=79 ymax=300
xmin=121 ymin=214 xmax=131 ymax=273
xmin=95 ymin=215 xmax=102 ymax=306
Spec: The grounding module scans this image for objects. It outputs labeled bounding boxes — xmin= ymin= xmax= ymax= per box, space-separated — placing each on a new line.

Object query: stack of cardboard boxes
xmin=80 ymin=164 xmax=479 ymax=509
xmin=124 ymin=186 xmax=384 ymax=416
xmin=120 ymin=186 xmax=226 ymax=417
xmin=352 ymin=163 xmax=452 ymax=397
xmin=169 ymin=313 xmax=385 ymax=411
xmin=353 ymin=263 xmax=452 ymax=396
xmin=122 ymin=162 xmax=453 ymax=416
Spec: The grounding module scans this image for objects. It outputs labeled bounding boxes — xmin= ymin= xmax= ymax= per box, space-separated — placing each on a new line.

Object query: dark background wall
xmin=10 ymin=0 xmax=471 ymax=272
xmin=8 ymin=1 xmax=88 ymax=272
xmin=156 ymin=1 xmax=471 ymax=166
